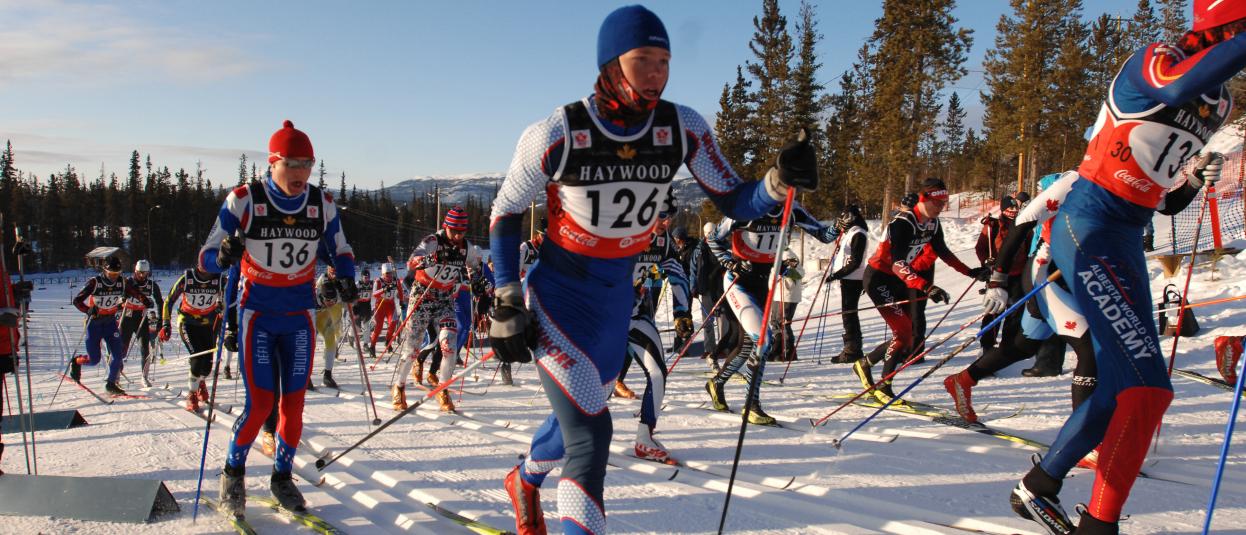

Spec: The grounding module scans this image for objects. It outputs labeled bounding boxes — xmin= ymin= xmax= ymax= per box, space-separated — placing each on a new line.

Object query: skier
xmin=71 ymin=257 xmax=153 ymax=395
xmin=827 ymin=205 xmax=869 ymax=364
xmin=616 ymin=210 xmax=677 ymax=399
xmin=314 ymin=267 xmax=344 ymax=389
xmin=0 ymin=248 xmax=32 ymax=473
xmin=621 ymin=223 xmax=692 ymax=464
xmin=161 ymin=265 xmax=226 ymax=411
xmin=766 ymin=247 xmax=802 ymax=362
xmin=369 ymin=263 xmax=405 ymax=357
xmin=944 ymin=171 xmax=1099 ymax=424
xmin=853 ymin=179 xmax=987 ymax=405
xmin=353 ymin=267 xmax=373 ymax=334
xmin=198 ymin=120 xmax=358 ymax=517
xmin=1008 ymin=3 xmax=1244 ymax=531
xmin=975 ymin=195 xmax=1024 ymax=354
xmin=119 ymin=260 xmax=164 ymax=386
xmin=704 ymin=202 xmax=835 ymax=424
xmin=392 ymin=207 xmax=481 ymax=413
xmin=669 ymin=226 xmax=697 ymax=353
xmin=691 ymin=221 xmax=726 ymax=366
xmin=518 ymin=218 xmax=546 ymax=280
xmin=488 ymin=6 xmax=817 ymax=534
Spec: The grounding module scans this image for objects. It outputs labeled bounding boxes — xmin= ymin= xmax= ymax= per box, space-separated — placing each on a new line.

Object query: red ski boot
xmin=943 ymin=369 xmax=978 ymax=423
xmin=504 ymin=465 xmax=546 ymax=535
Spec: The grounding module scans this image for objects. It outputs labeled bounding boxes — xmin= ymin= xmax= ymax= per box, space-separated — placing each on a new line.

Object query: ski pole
xmin=1201 ymin=350 xmax=1246 ymax=534
xmin=665 ymin=277 xmax=738 ymax=374
xmin=193 ymin=262 xmax=238 ymax=522
xmin=374 ymin=282 xmax=435 ymax=368
xmin=911 ymin=279 xmax=978 ymax=356
xmin=344 ymin=302 xmax=383 ymax=425
xmin=48 ymin=314 xmax=91 ymax=408
xmin=316 ymin=349 xmax=497 ymax=471
xmin=811 ymin=308 xmax=983 ymax=427
xmin=719 ymin=184 xmax=797 ymax=535
xmin=832 ymin=270 xmax=1061 ymax=447
xmin=778 ymin=238 xmax=840 ymax=383
xmin=813 ymin=281 xmax=832 ymax=362
xmin=1156 ymin=191 xmax=1209 ymax=451
xmin=1153 ymin=293 xmax=1246 ymax=315
xmin=1 ymin=215 xmax=35 ymax=474
xmin=791 ymin=295 xmax=930 ymax=323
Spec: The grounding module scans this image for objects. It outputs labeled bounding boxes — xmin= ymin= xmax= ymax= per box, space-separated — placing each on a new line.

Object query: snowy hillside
xmin=3 ymin=218 xmax=1245 ymax=534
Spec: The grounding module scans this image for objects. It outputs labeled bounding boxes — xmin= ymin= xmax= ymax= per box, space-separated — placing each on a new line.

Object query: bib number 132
xmin=263 ymin=242 xmax=310 ymax=269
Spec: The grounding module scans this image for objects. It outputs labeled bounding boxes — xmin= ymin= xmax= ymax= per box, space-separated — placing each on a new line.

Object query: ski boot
xmin=744 ymin=400 xmax=777 ymax=426
xmin=270 ymin=470 xmax=307 ymax=513
xmin=391 ymin=385 xmax=408 ymax=411
xmin=943 ymin=370 xmax=978 ymax=423
xmin=634 ymin=422 xmax=677 ymax=465
xmin=1073 ymin=510 xmax=1118 ymax=534
xmin=1011 ymin=457 xmax=1074 ymax=535
xmin=1216 ymin=335 xmax=1243 ymax=384
xmin=219 ymin=465 xmax=247 ymax=519
xmin=367 ymin=343 xmax=377 ymax=360
xmin=184 ymin=390 xmax=201 ymax=412
xmin=261 ymin=431 xmax=277 ymax=457
xmin=831 ymin=349 xmax=864 ymax=364
xmin=500 ymin=362 xmax=514 ymax=386
xmin=705 ymin=379 xmax=728 ymax=412
xmin=427 ymin=371 xmax=440 ymax=386
xmin=322 ymin=370 xmax=338 ymax=389
xmin=413 ymin=360 xmax=425 ymax=385
xmin=504 ymin=465 xmax=547 ymax=535
xmin=1022 ymin=366 xmax=1060 ymax=378
xmin=614 ymin=380 xmax=637 ymax=399
xmin=871 ymin=380 xmax=906 ymax=407
xmin=224 ymin=366 xmax=233 ymax=380
xmin=436 ymin=390 xmax=456 ymax=413
xmin=105 ymin=381 xmax=126 ymax=396
xmin=852 ymin=359 xmax=875 ymax=391
xmin=69 ymin=359 xmax=83 ymax=383
xmin=197 ymin=381 xmax=210 ymax=406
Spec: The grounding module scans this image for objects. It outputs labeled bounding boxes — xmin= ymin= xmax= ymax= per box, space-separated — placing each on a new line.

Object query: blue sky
xmin=0 ymin=0 xmax=1144 ymax=189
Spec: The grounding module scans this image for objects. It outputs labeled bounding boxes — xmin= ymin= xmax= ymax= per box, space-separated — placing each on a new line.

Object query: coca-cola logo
xmin=1113 ymin=169 xmax=1153 ymax=192
xmin=558 ymin=226 xmax=599 ymax=247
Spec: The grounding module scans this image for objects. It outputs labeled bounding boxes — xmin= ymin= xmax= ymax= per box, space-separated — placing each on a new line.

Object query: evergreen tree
xmin=127 ymin=150 xmax=144 ymax=259
xmin=714 ymin=66 xmax=756 ymax=177
xmin=1158 ymin=0 xmax=1189 ymax=43
xmin=867 ymin=0 xmax=971 ymax=207
xmin=318 ymin=160 xmax=327 ymax=190
xmin=237 ymin=153 xmax=248 ymax=186
xmin=745 ymin=0 xmax=795 ymax=175
xmin=790 ymin=1 xmax=826 ymax=136
xmin=1124 ymin=0 xmax=1161 ymax=54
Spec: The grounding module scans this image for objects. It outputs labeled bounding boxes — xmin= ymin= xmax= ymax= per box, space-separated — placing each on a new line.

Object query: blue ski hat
xmin=597 ymin=5 xmax=670 ymax=68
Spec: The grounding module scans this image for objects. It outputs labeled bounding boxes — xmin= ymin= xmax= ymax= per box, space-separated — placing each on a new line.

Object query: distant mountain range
xmin=377 ymin=172 xmax=707 ymax=208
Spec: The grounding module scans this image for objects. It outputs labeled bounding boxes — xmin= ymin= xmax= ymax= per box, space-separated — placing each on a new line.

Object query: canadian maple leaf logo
xmin=1065 ymin=321 xmax=1078 ymax=331
xmin=617 ymin=144 xmax=637 ymax=160
xmin=283 ymin=215 xmax=296 ymax=226
xmin=1046 ymin=199 xmax=1060 ymax=212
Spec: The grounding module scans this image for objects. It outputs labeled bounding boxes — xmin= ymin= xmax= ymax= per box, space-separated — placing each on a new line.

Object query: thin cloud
xmin=0 ymin=0 xmax=258 ymax=88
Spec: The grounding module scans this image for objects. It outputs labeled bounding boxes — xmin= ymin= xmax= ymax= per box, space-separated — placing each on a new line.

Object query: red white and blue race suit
xmin=622 ymin=231 xmax=689 ymax=434
xmin=395 ymin=230 xmax=481 ymax=386
xmin=1040 ymin=34 xmax=1245 ymax=523
xmin=707 ymin=204 xmax=836 ymax=390
xmin=491 ymin=96 xmax=782 ymax=534
xmin=199 ymin=177 xmax=355 ymax=475
xmin=72 ymin=275 xmax=151 ymax=383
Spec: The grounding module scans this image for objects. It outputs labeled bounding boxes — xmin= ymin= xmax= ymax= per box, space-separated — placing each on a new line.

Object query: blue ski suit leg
xmin=516 ymin=262 xmax=632 ymax=535
xmin=84 ymin=317 xmax=126 ymax=383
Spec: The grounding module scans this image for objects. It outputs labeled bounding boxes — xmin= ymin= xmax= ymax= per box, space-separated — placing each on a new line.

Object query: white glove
xmin=982 ymin=272 xmax=1009 ymax=315
xmin=1189 ymin=152 xmax=1224 ymax=189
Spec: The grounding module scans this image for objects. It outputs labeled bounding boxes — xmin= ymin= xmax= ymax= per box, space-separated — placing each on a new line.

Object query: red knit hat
xmin=443 ymin=206 xmax=469 ymax=231
xmin=268 ymin=120 xmax=314 ymax=164
xmin=1194 ymin=0 xmax=1246 ymax=32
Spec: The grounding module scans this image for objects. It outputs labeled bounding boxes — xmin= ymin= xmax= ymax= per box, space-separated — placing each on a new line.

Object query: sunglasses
xmin=282 ymin=158 xmax=316 ymax=169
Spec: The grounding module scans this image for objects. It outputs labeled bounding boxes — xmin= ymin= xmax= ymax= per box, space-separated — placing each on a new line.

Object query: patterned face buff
xmin=594 ymin=59 xmax=660 ymax=128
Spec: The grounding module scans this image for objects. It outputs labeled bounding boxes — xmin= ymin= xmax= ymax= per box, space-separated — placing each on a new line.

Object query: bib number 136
xmin=262 ymin=241 xmax=311 ymax=269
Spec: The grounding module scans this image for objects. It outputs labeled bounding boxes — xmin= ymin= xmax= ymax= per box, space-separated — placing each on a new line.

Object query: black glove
xmin=217 ymin=236 xmax=245 ymax=268
xmin=826 ymin=271 xmax=844 ymax=284
xmin=336 ymin=277 xmax=359 ymax=303
xmin=223 ymin=326 xmax=239 ymax=352
xmin=775 ymin=128 xmax=819 ymax=191
xmin=489 ymin=284 xmax=536 ymax=364
xmin=926 ymin=285 xmax=949 ymax=304
xmin=12 ymin=281 xmax=32 ymax=302
xmin=0 ymin=311 xmax=16 ymax=328
xmin=723 ymin=259 xmax=752 ymax=274
xmin=0 ymin=354 xmax=14 ymax=375
xmin=86 ymin=305 xmax=99 ymax=317
xmin=967 ymin=266 xmax=990 ymax=282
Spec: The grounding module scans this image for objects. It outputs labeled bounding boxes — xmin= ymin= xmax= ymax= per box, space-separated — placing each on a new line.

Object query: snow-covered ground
xmin=3 ymin=217 xmax=1245 ymax=534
